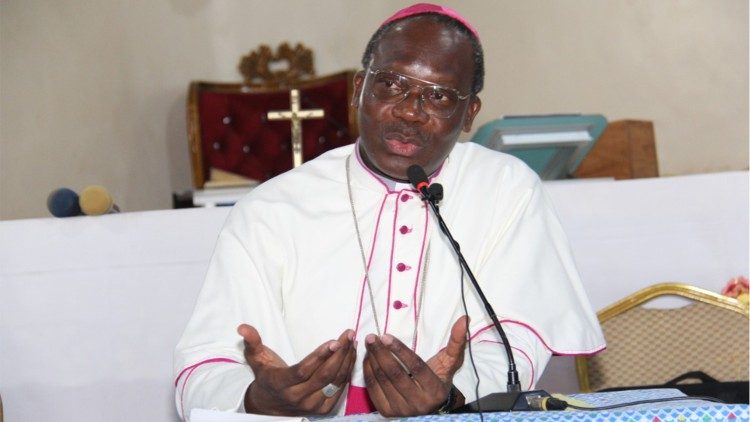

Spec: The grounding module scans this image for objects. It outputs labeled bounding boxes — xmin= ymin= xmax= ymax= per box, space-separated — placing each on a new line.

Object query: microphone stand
xmin=416 ymin=184 xmax=551 ymax=413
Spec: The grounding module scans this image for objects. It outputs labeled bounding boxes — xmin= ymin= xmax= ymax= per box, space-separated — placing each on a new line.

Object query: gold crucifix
xmin=267 ymin=89 xmax=325 ymax=168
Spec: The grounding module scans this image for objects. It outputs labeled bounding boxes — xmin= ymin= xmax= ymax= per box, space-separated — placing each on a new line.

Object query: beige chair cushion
xmin=586 ymin=301 xmax=749 ymax=391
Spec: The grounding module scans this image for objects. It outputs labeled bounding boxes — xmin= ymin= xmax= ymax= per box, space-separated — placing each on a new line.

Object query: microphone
xmin=79 ymin=185 xmax=120 ymax=215
xmin=47 ymin=188 xmax=83 ymax=217
xmin=406 ymin=165 xmax=443 ymax=204
xmin=428 ymin=183 xmax=443 ymax=202
xmin=407 ymin=165 xmax=430 ymax=195
xmin=407 ymin=164 xmax=552 ymax=412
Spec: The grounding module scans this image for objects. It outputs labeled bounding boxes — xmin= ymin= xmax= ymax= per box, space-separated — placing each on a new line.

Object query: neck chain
xmin=346 ymin=155 xmax=429 ymax=350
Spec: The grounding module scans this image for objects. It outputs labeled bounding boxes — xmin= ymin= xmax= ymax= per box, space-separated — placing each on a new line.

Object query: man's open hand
xmin=238 ymin=324 xmax=356 ymax=416
xmin=362 ymin=316 xmax=468 ymax=416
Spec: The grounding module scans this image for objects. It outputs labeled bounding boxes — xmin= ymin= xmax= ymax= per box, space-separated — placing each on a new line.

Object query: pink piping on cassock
xmin=174 ymin=357 xmax=242 ymax=386
xmin=352 ymin=140 xmax=446 ymax=190
xmin=352 ymin=141 xmax=444 ymax=339
xmin=477 ymin=340 xmax=536 ymax=390
xmin=175 ymin=357 xmax=242 ymax=419
xmin=179 ymin=365 xmax=198 ymax=418
xmin=353 ymin=195 xmax=389 ymax=339
xmin=382 ymin=191 xmax=400 ymax=333
xmin=346 ymin=143 xmax=453 ymax=411
xmin=470 ymin=321 xmax=606 ymax=356
xmin=410 ymin=199 xmax=430 ymax=351
xmin=355 ymin=144 xmax=396 ymax=193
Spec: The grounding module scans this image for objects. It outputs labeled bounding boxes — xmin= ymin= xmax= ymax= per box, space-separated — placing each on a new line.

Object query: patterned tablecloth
xmin=323 ymin=389 xmax=749 ymax=422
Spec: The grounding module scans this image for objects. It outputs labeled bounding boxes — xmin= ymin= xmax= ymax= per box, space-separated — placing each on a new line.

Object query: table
xmin=2 ymin=172 xmax=747 ymax=421
xmin=330 ymin=389 xmax=749 ymax=421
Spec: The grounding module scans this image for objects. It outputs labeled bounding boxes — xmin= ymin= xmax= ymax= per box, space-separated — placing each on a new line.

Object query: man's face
xmin=353 ymin=18 xmax=482 ymax=181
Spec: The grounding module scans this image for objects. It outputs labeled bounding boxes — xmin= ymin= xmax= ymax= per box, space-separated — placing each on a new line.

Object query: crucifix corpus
xmin=267 ymin=89 xmax=325 ymax=168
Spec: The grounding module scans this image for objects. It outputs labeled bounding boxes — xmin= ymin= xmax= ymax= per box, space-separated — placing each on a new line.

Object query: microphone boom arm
xmin=417 ymin=185 xmax=522 ymax=393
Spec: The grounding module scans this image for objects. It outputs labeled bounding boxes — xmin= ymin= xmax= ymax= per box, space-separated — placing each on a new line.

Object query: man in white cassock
xmin=174 ymin=3 xmax=605 ymax=419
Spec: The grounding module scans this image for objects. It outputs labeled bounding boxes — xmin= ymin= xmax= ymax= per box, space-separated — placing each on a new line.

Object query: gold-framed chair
xmin=576 ymin=283 xmax=749 ymax=393
xmin=187 ymin=43 xmax=358 ymax=189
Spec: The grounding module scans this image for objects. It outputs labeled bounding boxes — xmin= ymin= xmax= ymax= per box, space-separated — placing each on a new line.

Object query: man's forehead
xmin=376 ymin=19 xmax=470 ymax=59
xmin=371 ymin=19 xmax=474 ymax=84
xmin=385 ymin=16 xmax=468 ymax=42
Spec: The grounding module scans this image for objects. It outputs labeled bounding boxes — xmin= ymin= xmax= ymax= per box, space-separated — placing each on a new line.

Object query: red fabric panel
xmin=198 ymin=78 xmax=354 ymax=182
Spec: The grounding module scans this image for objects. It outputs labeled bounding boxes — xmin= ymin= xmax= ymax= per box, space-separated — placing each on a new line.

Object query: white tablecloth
xmin=1 ymin=171 xmax=747 ymax=421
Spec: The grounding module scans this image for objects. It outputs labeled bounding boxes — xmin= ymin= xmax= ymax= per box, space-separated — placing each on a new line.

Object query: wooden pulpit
xmin=574 ymin=120 xmax=659 ymax=179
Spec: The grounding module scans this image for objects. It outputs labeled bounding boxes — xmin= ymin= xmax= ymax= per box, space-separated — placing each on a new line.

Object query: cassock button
xmin=399 ymin=225 xmax=412 ymax=234
xmin=400 ymin=194 xmax=412 ymax=202
xmin=396 ymin=263 xmax=411 ymax=272
xmin=393 ymin=300 xmax=407 ymax=310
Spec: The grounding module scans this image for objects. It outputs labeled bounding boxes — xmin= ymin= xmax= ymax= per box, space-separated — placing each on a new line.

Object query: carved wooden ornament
xmin=238 ymin=42 xmax=315 ymax=87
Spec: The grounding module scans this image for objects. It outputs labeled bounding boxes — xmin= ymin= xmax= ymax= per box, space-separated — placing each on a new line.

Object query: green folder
xmin=470 ymin=114 xmax=607 ymax=180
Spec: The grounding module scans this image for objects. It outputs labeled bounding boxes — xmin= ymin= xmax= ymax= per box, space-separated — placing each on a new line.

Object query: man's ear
xmin=351 ymin=70 xmax=366 ymax=108
xmin=462 ymin=96 xmax=482 ymax=132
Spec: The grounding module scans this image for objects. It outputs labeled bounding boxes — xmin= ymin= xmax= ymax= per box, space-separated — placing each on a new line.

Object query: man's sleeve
xmin=450 ymin=173 xmax=601 ymax=401
xmin=452 ymin=323 xmax=551 ymax=399
xmin=173 ymin=208 xmax=294 ymax=420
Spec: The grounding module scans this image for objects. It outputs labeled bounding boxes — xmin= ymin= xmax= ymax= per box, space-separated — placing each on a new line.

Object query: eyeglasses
xmin=365 ymin=68 xmax=471 ymax=118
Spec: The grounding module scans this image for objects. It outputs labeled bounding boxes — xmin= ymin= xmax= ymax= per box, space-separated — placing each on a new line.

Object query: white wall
xmin=1 ymin=0 xmax=748 ymax=220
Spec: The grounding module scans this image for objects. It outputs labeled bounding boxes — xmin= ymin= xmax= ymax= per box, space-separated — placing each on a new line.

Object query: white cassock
xmin=173 ymin=141 xmax=605 ymax=420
